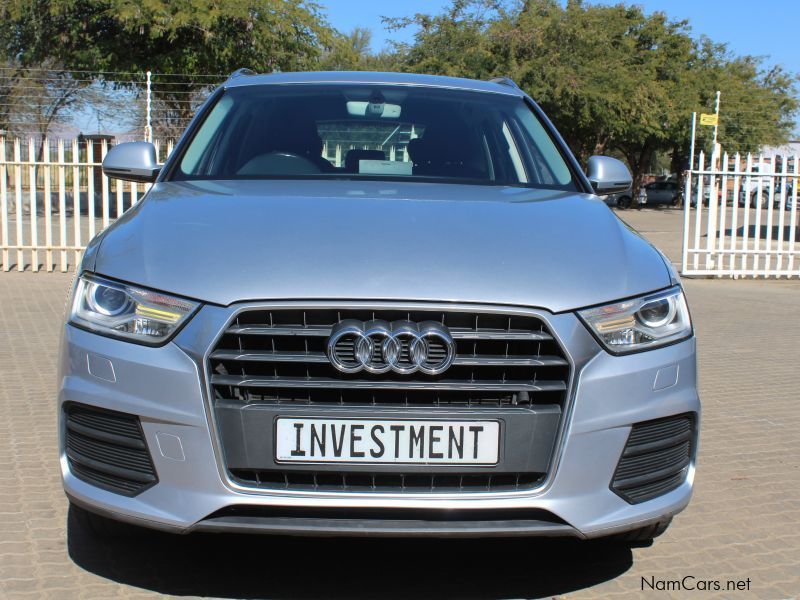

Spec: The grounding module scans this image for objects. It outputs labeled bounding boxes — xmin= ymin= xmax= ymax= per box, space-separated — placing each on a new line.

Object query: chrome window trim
xmin=187 ymin=300 xmax=594 ymax=502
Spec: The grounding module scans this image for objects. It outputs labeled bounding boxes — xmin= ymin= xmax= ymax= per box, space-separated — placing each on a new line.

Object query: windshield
xmin=173 ymin=84 xmax=577 ymax=190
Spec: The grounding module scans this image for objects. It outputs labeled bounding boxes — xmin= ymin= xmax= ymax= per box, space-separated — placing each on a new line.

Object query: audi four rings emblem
xmin=326 ymin=319 xmax=457 ymax=375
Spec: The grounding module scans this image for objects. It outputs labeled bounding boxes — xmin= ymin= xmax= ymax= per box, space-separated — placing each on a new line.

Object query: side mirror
xmin=102 ymin=142 xmax=160 ymax=183
xmin=586 ymin=155 xmax=632 ymax=195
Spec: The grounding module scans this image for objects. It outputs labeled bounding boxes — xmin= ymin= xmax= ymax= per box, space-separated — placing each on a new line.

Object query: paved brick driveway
xmin=1 ymin=208 xmax=798 ymax=599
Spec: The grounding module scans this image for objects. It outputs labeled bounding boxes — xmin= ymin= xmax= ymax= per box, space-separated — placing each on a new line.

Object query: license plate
xmin=275 ymin=418 xmax=501 ymax=465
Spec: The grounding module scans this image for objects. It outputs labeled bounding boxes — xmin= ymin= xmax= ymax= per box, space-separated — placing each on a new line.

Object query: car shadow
xmin=723 ymin=224 xmax=799 ymax=241
xmin=67 ymin=510 xmax=634 ymax=599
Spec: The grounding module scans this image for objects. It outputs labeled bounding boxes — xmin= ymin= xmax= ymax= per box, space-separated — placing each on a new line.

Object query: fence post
xmin=728 ymin=153 xmax=741 ymax=274
xmin=692 ymin=151 xmax=705 ymax=271
xmin=14 ymin=138 xmax=23 ymax=271
xmin=740 ymin=154 xmax=753 ymax=275
xmin=86 ymin=139 xmax=95 ymax=241
xmin=146 ymin=70 xmax=153 ymax=143
xmin=705 ymin=151 xmax=718 ymax=270
xmin=716 ymin=152 xmax=729 ymax=277
xmin=763 ymin=156 xmax=776 ymax=276
xmin=58 ymin=139 xmax=67 ymax=272
xmin=773 ymin=154 xmax=789 ymax=277
xmin=72 ymin=138 xmax=82 ymax=269
xmin=789 ymin=157 xmax=799 ymax=275
xmin=44 ymin=139 xmax=53 ymax=272
xmin=101 ymin=139 xmax=110 ymax=230
xmin=0 ymin=138 xmax=7 ymax=271
xmin=681 ymin=161 xmax=692 ymax=276
xmin=28 ymin=138 xmax=38 ymax=272
xmin=752 ymin=154 xmax=764 ymax=275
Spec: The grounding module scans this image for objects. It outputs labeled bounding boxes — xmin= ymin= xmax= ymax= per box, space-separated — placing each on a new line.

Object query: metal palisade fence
xmin=2 ymin=133 xmax=798 ymax=278
xmin=682 ymin=152 xmax=799 ymax=278
xmin=0 ymin=137 xmax=173 ymax=272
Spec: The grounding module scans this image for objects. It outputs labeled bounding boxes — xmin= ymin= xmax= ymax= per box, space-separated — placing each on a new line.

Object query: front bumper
xmin=59 ymin=301 xmax=699 ymax=538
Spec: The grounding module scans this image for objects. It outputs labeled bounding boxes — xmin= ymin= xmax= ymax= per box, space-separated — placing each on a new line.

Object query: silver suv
xmin=60 ymin=71 xmax=699 ymax=543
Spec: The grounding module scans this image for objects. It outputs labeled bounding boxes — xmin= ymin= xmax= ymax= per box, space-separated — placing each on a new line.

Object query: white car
xmin=738 ymin=164 xmax=779 ymax=208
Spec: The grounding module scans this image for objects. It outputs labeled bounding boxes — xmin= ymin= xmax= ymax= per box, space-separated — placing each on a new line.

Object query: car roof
xmin=224 ymin=71 xmax=526 ymax=97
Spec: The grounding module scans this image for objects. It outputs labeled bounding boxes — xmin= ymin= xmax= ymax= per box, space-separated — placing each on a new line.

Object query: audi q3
xmin=60 ymin=71 xmax=699 ymax=542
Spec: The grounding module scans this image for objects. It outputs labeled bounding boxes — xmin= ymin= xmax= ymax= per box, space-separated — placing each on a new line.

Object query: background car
xmin=738 ymin=178 xmax=795 ymax=209
xmin=606 ymin=180 xmax=681 ymax=209
xmin=644 ymin=181 xmax=681 ymax=206
xmin=601 ymin=190 xmax=633 ymax=208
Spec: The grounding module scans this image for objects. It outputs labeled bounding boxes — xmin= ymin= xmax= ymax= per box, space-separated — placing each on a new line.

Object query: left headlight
xmin=578 ymin=286 xmax=692 ymax=354
xmin=69 ymin=274 xmax=200 ymax=345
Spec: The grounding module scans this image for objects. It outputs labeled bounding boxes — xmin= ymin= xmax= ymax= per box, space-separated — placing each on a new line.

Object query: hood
xmin=93 ymin=180 xmax=670 ymax=312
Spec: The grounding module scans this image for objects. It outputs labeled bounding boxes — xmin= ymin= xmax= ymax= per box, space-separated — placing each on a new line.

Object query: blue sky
xmin=318 ymin=0 xmax=800 ymax=76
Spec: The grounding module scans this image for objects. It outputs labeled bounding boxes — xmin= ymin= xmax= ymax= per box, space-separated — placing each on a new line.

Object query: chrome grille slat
xmin=210 ymin=349 xmax=567 ymax=368
xmin=224 ymin=325 xmax=554 ymax=342
xmin=210 ymin=373 xmax=566 ymax=392
xmin=453 ymin=355 xmax=567 ymax=367
xmin=449 ymin=329 xmax=553 ymax=341
xmin=227 ymin=325 xmax=332 ymax=336
xmin=211 ymin=350 xmax=331 ymax=363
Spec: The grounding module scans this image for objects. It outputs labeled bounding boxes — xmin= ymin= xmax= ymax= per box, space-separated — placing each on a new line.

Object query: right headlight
xmin=578 ymin=286 xmax=692 ymax=354
xmin=69 ymin=274 xmax=199 ymax=345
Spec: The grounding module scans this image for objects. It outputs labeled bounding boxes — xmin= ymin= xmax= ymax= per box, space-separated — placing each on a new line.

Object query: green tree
xmin=385 ymin=0 xmax=502 ymax=79
xmin=1 ymin=0 xmax=335 ymax=136
xmin=390 ymin=0 xmax=797 ymax=193
xmin=318 ymin=27 xmax=402 ymax=72
xmin=3 ymin=0 xmax=333 ymax=72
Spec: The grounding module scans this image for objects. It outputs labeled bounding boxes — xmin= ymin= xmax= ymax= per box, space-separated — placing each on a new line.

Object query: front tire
xmin=617 ymin=196 xmax=632 ymax=209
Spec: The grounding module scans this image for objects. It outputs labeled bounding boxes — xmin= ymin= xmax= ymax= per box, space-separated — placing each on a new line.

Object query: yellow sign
xmin=700 ymin=113 xmax=718 ymax=126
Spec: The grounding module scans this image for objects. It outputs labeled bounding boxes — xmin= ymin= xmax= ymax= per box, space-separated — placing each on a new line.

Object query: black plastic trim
xmin=64 ymin=402 xmax=158 ymax=497
xmin=611 ymin=413 xmax=697 ymax=504
xmin=192 ymin=506 xmax=577 ymax=538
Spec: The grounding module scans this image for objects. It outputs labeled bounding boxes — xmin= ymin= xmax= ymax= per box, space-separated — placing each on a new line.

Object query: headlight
xmin=578 ymin=286 xmax=692 ymax=354
xmin=70 ymin=274 xmax=199 ymax=345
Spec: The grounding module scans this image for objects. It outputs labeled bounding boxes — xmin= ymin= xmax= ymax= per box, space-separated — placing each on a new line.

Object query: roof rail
xmin=488 ymin=76 xmax=521 ymax=90
xmin=228 ymin=68 xmax=257 ymax=80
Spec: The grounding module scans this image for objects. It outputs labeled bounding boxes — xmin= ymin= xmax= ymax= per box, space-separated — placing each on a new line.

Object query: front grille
xmin=231 ymin=469 xmax=544 ymax=492
xmin=64 ymin=403 xmax=157 ymax=497
xmin=611 ymin=413 xmax=695 ymax=504
xmin=208 ymin=308 xmax=570 ymax=408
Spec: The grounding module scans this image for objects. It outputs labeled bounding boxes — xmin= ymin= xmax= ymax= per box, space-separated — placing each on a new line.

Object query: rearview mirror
xmin=586 ymin=156 xmax=632 ymax=195
xmin=102 ymin=142 xmax=160 ymax=183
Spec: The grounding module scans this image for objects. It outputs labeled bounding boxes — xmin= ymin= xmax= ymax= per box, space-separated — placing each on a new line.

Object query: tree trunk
xmin=670 ymin=145 xmax=688 ymax=207
xmin=623 ymin=140 xmax=655 ymax=207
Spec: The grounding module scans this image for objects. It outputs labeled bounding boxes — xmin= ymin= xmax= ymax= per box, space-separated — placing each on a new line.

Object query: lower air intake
xmin=611 ymin=413 xmax=695 ymax=504
xmin=64 ymin=403 xmax=157 ymax=497
xmin=230 ymin=470 xmax=544 ymax=493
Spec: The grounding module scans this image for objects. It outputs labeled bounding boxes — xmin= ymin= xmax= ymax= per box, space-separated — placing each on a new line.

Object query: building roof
xmin=224 ymin=70 xmax=525 ymax=97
